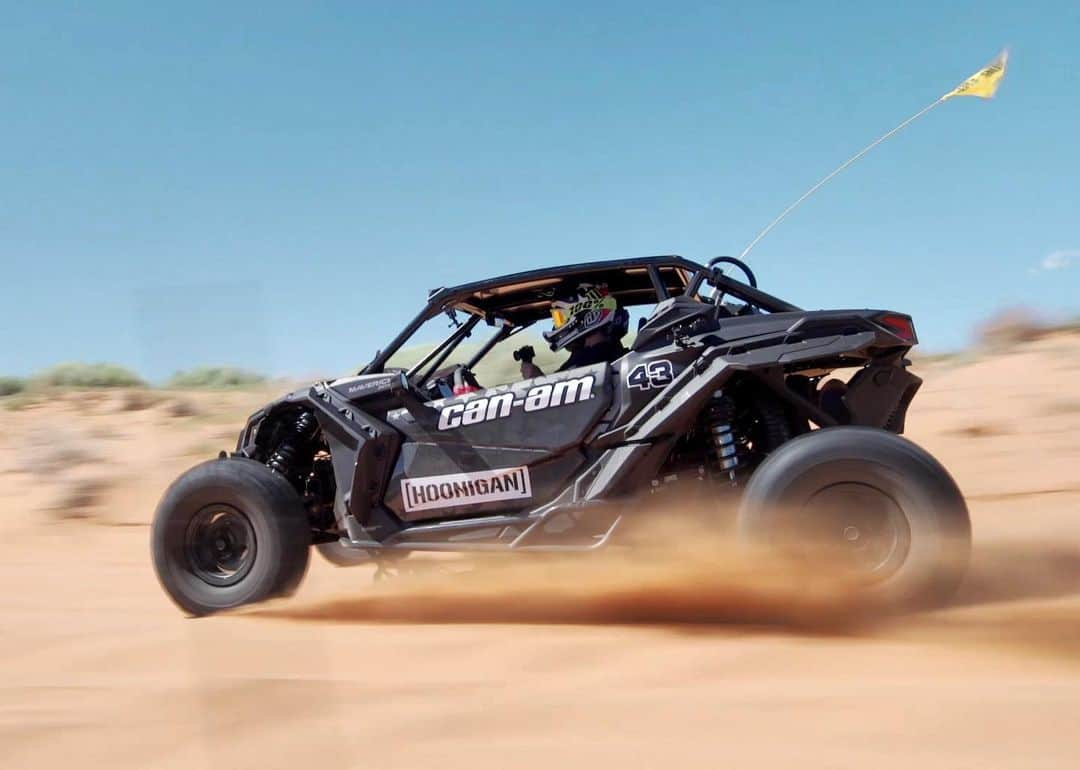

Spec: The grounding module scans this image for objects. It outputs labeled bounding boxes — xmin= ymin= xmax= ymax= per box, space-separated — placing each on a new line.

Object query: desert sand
xmin=1 ymin=334 xmax=1079 ymax=769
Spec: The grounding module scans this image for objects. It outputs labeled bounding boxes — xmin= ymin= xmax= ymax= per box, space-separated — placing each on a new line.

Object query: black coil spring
xmin=267 ymin=411 xmax=319 ymax=478
xmin=705 ymin=393 xmax=739 ymax=476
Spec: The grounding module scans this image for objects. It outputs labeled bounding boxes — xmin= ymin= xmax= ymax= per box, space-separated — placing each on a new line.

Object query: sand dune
xmin=1 ymin=335 xmax=1079 ymax=769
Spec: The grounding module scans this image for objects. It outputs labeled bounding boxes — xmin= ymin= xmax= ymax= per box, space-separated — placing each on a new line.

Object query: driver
xmin=514 ymin=283 xmax=629 ymax=378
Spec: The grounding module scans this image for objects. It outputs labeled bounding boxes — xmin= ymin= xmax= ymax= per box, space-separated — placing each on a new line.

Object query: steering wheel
xmin=707 ymin=256 xmax=757 ymax=287
xmin=706 ymin=256 xmax=758 ymax=309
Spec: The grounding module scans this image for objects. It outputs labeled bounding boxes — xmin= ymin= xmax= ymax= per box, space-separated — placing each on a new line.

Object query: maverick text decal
xmin=436 ymin=374 xmax=595 ymax=431
xmin=401 ymin=466 xmax=532 ymax=513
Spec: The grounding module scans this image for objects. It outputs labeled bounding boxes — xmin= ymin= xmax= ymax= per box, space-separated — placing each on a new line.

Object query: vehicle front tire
xmin=151 ymin=458 xmax=311 ymax=616
xmin=737 ymin=426 xmax=971 ymax=609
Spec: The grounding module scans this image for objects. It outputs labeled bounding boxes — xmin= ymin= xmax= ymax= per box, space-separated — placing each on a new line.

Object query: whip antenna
xmin=737 ymin=50 xmax=1008 ymax=262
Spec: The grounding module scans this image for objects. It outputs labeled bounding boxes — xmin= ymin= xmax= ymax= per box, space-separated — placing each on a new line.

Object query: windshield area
xmin=369 ymin=259 xmax=792 ymax=388
xmin=383 ymin=313 xmax=481 ymax=379
xmin=385 ymin=304 xmax=650 ymax=399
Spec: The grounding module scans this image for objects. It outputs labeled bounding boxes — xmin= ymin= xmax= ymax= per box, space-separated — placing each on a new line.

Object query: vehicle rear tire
xmin=737 ymin=426 xmax=970 ymax=609
xmin=151 ymin=458 xmax=311 ymax=616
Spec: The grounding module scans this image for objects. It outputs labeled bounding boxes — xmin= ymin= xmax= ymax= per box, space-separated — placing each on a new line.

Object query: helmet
xmin=543 ymin=283 xmax=626 ymax=351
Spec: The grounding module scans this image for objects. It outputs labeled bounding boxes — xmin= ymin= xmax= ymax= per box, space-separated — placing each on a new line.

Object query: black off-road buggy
xmin=151 ymin=256 xmax=970 ymax=615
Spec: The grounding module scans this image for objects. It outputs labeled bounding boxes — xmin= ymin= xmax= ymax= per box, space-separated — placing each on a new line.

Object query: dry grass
xmin=1041 ymin=400 xmax=1080 ymax=416
xmin=947 ymin=422 xmax=1009 ymax=438
xmin=975 ymin=308 xmax=1080 ymax=350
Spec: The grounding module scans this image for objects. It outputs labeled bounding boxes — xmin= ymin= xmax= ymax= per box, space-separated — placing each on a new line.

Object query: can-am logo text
xmin=437 ymin=374 xmax=595 ymax=431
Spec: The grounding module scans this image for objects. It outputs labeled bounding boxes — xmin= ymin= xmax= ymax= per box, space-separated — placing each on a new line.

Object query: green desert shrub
xmin=0 ymin=376 xmax=26 ymax=397
xmin=166 ymin=366 xmax=267 ymax=389
xmin=32 ymin=363 xmax=145 ymax=389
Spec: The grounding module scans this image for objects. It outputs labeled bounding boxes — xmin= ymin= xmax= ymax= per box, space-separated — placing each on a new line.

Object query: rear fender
xmin=843 ymin=362 xmax=922 ymax=433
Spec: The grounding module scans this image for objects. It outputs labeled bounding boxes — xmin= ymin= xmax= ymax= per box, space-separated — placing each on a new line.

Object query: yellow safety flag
xmin=944 ymin=50 xmax=1008 ymax=100
xmin=738 ymin=47 xmax=1011 ymax=260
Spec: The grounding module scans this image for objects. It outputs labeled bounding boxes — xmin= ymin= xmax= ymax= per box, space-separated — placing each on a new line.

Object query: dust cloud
xmin=3 ymin=333 xmax=1080 ymax=768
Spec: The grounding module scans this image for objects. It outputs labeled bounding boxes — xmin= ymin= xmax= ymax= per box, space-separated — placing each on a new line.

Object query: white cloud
xmin=1039 ymin=250 xmax=1080 ymax=271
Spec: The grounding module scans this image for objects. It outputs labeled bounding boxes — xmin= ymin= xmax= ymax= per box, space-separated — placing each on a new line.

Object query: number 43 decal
xmin=627 ymin=360 xmax=675 ymax=390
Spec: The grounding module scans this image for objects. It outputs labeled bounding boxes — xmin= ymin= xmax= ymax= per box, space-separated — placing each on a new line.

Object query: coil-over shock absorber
xmin=705 ymin=391 xmax=739 ymax=482
xmin=266 ymin=411 xmax=319 ymax=480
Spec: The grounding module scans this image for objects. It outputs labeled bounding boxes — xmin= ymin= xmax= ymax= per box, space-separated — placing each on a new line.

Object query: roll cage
xmin=362 ymin=255 xmax=800 ymax=387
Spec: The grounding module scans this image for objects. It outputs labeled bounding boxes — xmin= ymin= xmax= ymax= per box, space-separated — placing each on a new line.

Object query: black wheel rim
xmin=799 ymin=482 xmax=911 ymax=580
xmin=184 ymin=505 xmax=257 ymax=587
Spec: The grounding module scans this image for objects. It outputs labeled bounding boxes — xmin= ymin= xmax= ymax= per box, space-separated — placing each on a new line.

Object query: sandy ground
xmin=1 ymin=335 xmax=1079 ymax=769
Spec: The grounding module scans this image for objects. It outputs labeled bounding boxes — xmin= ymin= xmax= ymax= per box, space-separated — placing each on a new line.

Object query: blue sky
xmin=1 ymin=1 xmax=1076 ymax=380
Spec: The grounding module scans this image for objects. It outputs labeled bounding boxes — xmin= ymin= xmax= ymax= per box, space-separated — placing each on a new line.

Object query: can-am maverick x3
xmin=151 ymin=255 xmax=969 ymax=615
